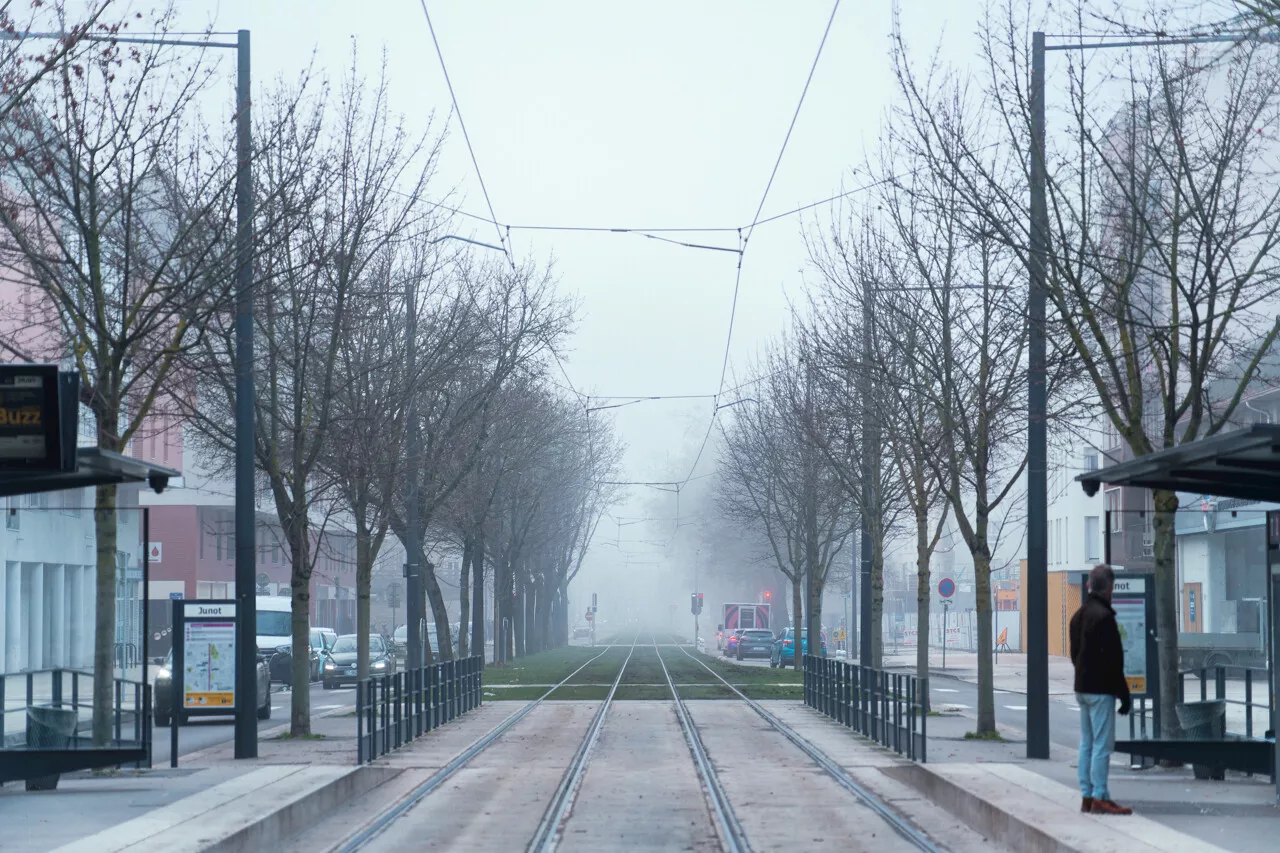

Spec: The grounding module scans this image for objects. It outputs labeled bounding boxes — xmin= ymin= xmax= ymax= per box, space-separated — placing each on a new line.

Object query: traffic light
xmin=690 ymin=592 xmax=704 ymax=616
xmin=763 ymin=590 xmax=772 ymax=601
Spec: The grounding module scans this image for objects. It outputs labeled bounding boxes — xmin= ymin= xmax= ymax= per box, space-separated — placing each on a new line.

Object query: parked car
xmin=309 ymin=628 xmax=337 ymax=681
xmin=723 ymin=629 xmax=746 ymax=657
xmin=323 ymin=634 xmax=396 ymax=688
xmin=572 ymin=625 xmax=591 ymax=640
xmin=154 ymin=650 xmax=270 ymax=727
xmin=390 ymin=623 xmax=459 ymax=662
xmin=734 ymin=628 xmax=775 ymax=661
xmin=769 ymin=627 xmax=828 ymax=668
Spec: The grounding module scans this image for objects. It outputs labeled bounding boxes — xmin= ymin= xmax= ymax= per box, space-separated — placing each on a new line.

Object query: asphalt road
xmin=149 ymin=680 xmax=354 ymax=765
xmin=711 ymin=647 xmax=1098 ymax=750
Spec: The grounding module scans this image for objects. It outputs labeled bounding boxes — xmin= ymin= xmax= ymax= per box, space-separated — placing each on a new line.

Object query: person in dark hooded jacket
xmin=1068 ymin=563 xmax=1132 ymax=816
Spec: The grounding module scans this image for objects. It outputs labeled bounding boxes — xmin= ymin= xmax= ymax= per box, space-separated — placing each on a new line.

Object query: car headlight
xmin=156 ymin=668 xmax=170 ymax=680
xmin=372 ymin=660 xmax=387 ymax=669
xmin=324 ymin=662 xmax=336 ymax=670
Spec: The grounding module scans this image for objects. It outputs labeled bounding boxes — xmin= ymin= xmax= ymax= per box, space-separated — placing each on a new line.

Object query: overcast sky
xmin=181 ymin=1 xmax=1004 ymax=613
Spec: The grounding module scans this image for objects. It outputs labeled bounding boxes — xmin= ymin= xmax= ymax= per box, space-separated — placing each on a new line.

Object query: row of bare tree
xmin=0 ymin=5 xmax=619 ymax=738
xmin=715 ymin=0 xmax=1280 ymax=737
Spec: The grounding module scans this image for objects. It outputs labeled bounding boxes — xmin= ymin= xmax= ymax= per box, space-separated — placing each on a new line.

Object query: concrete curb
xmin=48 ymin=762 xmax=399 ymax=853
xmin=882 ymin=761 xmax=1234 ymax=853
xmin=199 ymin=764 xmax=398 ymax=853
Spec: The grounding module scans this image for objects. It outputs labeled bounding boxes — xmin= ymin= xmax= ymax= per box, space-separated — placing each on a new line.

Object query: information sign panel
xmin=1080 ymin=573 xmax=1155 ymax=698
xmin=176 ymin=601 xmax=238 ymax=710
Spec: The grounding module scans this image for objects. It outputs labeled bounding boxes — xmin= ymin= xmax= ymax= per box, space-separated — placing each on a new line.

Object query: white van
xmin=256 ymin=596 xmax=294 ymax=656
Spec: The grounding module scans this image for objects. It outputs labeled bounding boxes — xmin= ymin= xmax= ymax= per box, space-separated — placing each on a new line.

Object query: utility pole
xmin=859 ymin=281 xmax=875 ymax=667
xmin=803 ymin=354 xmax=819 ymax=664
xmin=1025 ymin=30 xmax=1050 ymax=761
xmin=403 ymin=266 xmax=423 ymax=673
xmin=232 ymin=28 xmax=257 ymax=762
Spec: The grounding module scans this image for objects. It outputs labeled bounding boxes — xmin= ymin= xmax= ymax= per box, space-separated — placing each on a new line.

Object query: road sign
xmin=387 ymin=581 xmax=402 ymax=609
xmin=169 ymin=592 xmax=184 ymax=600
xmin=938 ymin=577 xmax=956 ymax=599
xmin=585 ymin=610 xmax=593 ymax=622
xmin=592 ymin=592 xmax=597 ymax=611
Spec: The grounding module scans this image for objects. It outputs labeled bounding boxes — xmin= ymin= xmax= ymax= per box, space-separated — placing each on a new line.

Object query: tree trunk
xmin=423 ymin=560 xmax=453 ymax=660
xmin=356 ymin=518 xmax=372 ymax=681
xmin=471 ymin=534 xmax=486 ymax=659
xmin=514 ymin=574 xmax=526 ymax=657
xmin=871 ymin=522 xmax=886 ymax=668
xmin=289 ymin=508 xmax=312 ymax=737
xmin=973 ymin=547 xmax=995 ymax=735
xmin=790 ymin=576 xmax=803 ymax=669
xmin=458 ymin=537 xmax=473 ymax=658
xmin=92 ymin=482 xmax=119 ymax=747
xmin=806 ymin=566 xmax=823 ymax=662
xmin=915 ymin=507 xmax=931 ymax=712
xmin=1152 ymin=488 xmax=1182 ymax=739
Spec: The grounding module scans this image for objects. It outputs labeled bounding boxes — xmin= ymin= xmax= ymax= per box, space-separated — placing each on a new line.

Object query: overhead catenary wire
xmin=676 ymin=0 xmax=842 ymax=493
xmin=418 ymin=0 xmax=516 ymax=271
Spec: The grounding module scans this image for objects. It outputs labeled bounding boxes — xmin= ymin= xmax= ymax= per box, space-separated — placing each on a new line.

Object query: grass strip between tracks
xmin=483 ymin=645 xmax=803 ymax=700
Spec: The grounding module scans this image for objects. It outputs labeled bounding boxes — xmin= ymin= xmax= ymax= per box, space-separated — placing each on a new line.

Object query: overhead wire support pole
xmin=1026 ymin=30 xmax=1049 ymax=761
xmin=233 ymin=27 xmax=257 ymax=761
xmin=3 ymin=23 xmax=256 ymax=760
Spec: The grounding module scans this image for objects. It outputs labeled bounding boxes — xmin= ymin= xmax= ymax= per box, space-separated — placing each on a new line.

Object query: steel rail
xmin=671 ymin=639 xmax=950 ymax=853
xmin=526 ymin=636 xmax=640 ymax=852
xmin=652 ymin=639 xmax=751 ymax=853
xmin=335 ymin=637 xmax=635 ymax=853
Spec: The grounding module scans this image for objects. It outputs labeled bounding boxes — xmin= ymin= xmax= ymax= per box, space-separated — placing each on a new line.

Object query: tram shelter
xmin=1078 ymin=423 xmax=1280 ymax=796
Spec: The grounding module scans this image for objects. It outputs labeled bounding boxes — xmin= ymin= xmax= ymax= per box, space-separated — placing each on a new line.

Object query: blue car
xmin=769 ymin=627 xmax=827 ymax=668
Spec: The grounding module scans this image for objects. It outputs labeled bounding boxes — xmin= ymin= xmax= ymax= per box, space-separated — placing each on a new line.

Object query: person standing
xmin=1069 ymin=563 xmax=1133 ymax=815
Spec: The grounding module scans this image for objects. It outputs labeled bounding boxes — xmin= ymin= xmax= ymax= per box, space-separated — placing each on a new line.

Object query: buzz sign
xmin=0 ymin=365 xmax=77 ymax=472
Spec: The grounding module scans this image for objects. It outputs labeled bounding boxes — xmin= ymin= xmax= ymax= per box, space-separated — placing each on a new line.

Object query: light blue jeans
xmin=1077 ymin=693 xmax=1116 ymax=800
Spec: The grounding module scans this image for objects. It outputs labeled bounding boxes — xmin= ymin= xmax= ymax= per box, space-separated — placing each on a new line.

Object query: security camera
xmin=1081 ymin=477 xmax=1100 ymax=497
xmin=148 ymin=472 xmax=171 ymax=494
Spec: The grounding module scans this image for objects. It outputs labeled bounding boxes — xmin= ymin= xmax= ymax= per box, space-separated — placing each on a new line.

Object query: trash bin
xmin=24 ymin=705 xmax=79 ymax=791
xmin=1176 ymin=699 xmax=1226 ymax=780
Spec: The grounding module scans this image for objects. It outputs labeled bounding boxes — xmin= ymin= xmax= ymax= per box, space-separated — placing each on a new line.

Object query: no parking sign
xmin=938 ymin=578 xmax=956 ymax=599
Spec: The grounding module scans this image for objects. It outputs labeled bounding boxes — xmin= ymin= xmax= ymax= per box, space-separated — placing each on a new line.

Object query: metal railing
xmin=1178 ymin=665 xmax=1273 ymax=740
xmin=357 ymin=655 xmax=483 ymax=764
xmin=1 ymin=669 xmax=150 ymax=750
xmin=803 ymin=655 xmax=927 ymax=762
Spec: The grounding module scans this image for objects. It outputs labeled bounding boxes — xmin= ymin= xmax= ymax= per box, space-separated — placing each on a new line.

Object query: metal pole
xmin=232 ymin=28 xmax=257 ymax=761
xmin=859 ymin=284 xmax=875 ymax=666
xmin=1025 ymin=29 xmax=1050 ymax=761
xmin=404 ymin=267 xmax=422 ymax=672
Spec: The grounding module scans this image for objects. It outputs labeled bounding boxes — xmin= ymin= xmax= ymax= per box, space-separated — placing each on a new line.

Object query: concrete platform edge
xmin=201 ymin=764 xmax=400 ymax=853
xmin=881 ymin=762 xmax=1072 ymax=853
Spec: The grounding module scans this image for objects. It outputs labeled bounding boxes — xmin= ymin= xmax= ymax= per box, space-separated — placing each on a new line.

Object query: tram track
xmin=526 ymin=636 xmax=639 ymax=852
xmin=334 ymin=636 xmax=639 ymax=853
xmin=669 ymin=636 xmax=951 ymax=853
xmin=652 ymin=638 xmax=751 ymax=853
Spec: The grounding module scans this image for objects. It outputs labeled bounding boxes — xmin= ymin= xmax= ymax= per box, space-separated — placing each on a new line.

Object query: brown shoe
xmin=1081 ymin=797 xmax=1093 ymax=813
xmin=1090 ymin=799 xmax=1133 ymax=815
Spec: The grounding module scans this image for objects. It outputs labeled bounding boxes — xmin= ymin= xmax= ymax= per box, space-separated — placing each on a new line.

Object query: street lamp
xmin=402 ymin=233 xmax=505 ymax=672
xmin=1023 ymin=26 xmax=1278 ymax=763
xmin=3 ymin=26 xmax=257 ymax=759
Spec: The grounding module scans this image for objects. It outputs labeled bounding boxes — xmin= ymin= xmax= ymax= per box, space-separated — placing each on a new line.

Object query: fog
xmin=181 ymin=0 xmax=1006 ymax=632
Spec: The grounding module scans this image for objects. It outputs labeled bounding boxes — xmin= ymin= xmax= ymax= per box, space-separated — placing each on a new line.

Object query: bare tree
xmin=716 ymin=340 xmax=856 ymax=668
xmin=189 ymin=55 xmax=435 ymax=734
xmin=0 ymin=9 xmax=238 ymax=744
xmin=807 ymin=213 xmax=948 ymax=685
xmin=891 ymin=0 xmax=1280 ymax=734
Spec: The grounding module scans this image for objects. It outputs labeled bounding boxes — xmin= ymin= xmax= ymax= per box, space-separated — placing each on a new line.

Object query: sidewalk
xmin=920 ymin=696 xmax=1277 ymax=851
xmin=882 ymin=650 xmax=1272 ymax=734
xmin=0 ymin=704 xmax=359 ymax=853
xmin=881 ymin=650 xmax=1077 ymax=696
